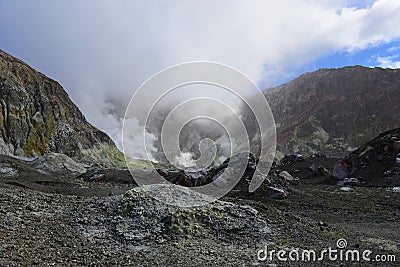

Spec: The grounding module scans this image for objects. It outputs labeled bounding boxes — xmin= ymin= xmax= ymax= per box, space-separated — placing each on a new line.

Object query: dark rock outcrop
xmin=155 ymin=152 xmax=258 ymax=187
xmin=337 ymin=127 xmax=400 ymax=186
xmin=0 ymin=50 xmax=116 ymax=159
xmin=264 ymin=66 xmax=400 ymax=158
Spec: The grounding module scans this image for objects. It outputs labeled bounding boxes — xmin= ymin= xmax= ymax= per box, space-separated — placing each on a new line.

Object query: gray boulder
xmin=332 ymin=160 xmax=350 ymax=179
xmin=116 ymin=186 xmax=271 ymax=241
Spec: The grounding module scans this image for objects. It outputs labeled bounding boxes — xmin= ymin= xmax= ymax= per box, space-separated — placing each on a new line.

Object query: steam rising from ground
xmin=107 ymin=95 xmax=250 ymax=167
xmin=174 ymin=152 xmax=197 ymax=168
xmin=122 ymin=88 xmax=245 ymax=165
xmin=121 ymin=63 xmax=270 ymax=169
xmin=109 ymin=117 xmax=158 ymax=162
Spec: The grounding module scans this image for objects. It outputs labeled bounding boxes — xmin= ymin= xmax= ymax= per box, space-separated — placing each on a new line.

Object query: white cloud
xmin=1 ymin=0 xmax=400 ymax=153
xmin=387 ymin=45 xmax=400 ymax=53
xmin=376 ymin=55 xmax=400 ymax=68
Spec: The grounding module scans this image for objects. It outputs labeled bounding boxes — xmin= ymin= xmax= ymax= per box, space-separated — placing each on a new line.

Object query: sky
xmin=1 ymin=0 xmax=400 ymax=152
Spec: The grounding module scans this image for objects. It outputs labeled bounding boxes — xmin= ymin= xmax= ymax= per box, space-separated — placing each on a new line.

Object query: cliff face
xmin=0 ymin=50 xmax=115 ymax=159
xmin=264 ymin=66 xmax=400 ymax=157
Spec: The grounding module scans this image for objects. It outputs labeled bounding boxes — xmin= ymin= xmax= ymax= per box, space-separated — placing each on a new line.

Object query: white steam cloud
xmin=119 ymin=118 xmax=158 ymax=161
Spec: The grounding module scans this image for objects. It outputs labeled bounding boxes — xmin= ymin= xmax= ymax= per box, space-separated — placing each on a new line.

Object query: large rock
xmin=117 ymin=186 xmax=270 ymax=241
xmin=30 ymin=152 xmax=87 ymax=174
xmin=277 ymin=170 xmax=296 ymax=181
xmin=332 ymin=160 xmax=350 ymax=180
xmin=339 ymin=128 xmax=400 ymax=186
xmin=0 ymin=50 xmax=118 ymax=160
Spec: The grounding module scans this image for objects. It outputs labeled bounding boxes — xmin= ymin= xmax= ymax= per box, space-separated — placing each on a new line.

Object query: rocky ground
xmin=0 ymin=152 xmax=399 ymax=266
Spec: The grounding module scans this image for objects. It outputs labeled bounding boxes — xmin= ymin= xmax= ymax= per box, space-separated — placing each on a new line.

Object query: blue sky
xmin=346 ymin=0 xmax=377 ymax=9
xmin=314 ymin=40 xmax=400 ymax=69
xmin=275 ymin=39 xmax=400 ymax=85
xmin=258 ymin=39 xmax=400 ymax=87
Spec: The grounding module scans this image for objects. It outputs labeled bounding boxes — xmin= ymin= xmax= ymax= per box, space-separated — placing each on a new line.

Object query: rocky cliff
xmin=0 ymin=50 xmax=117 ymax=160
xmin=265 ymin=66 xmax=400 ymax=158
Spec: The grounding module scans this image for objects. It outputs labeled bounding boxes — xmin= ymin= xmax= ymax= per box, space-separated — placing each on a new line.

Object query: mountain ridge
xmin=264 ymin=65 xmax=400 ymax=158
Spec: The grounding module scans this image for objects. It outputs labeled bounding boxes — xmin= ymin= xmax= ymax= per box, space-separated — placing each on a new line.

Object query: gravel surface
xmin=0 ymin=181 xmax=399 ymax=266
